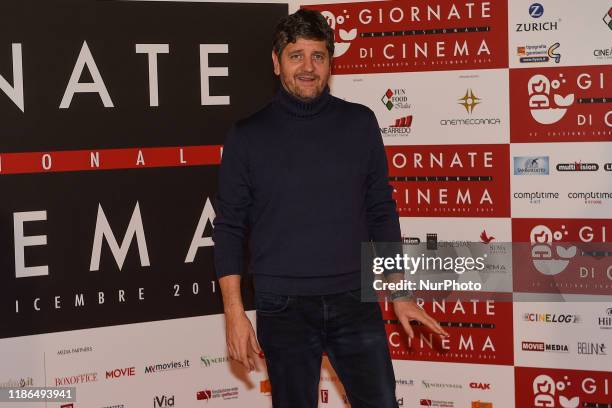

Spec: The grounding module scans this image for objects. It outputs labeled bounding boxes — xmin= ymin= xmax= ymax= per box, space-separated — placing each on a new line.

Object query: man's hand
xmin=225 ymin=309 xmax=262 ymax=372
xmin=392 ymin=298 xmax=449 ymax=339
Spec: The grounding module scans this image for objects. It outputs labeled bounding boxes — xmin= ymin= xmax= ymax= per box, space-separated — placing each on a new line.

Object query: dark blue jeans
xmin=255 ymin=289 xmax=398 ymax=408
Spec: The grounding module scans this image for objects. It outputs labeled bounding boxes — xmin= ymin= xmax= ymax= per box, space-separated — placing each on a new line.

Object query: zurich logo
xmin=529 ymin=3 xmax=544 ymax=18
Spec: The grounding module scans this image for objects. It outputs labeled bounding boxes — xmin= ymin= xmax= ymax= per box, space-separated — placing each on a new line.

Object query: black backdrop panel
xmin=0 ymin=0 xmax=287 ymax=338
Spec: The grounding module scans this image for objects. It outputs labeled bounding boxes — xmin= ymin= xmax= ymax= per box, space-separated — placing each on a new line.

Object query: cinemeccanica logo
xmin=514 ymin=156 xmax=549 ymax=175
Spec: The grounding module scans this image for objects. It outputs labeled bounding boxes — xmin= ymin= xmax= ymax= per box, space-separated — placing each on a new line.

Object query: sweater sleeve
xmin=365 ymin=110 xmax=402 ymax=243
xmin=212 ymin=124 xmax=251 ymax=279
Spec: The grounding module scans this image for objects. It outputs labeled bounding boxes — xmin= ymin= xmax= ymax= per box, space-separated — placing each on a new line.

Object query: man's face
xmin=272 ymin=38 xmax=331 ymax=102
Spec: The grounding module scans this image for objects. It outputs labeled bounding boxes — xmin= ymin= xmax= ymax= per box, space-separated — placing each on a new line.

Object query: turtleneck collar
xmin=273 ymin=84 xmax=332 ymax=118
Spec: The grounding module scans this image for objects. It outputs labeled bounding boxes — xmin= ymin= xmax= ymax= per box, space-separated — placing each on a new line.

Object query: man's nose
xmin=302 ymin=56 xmax=314 ymax=71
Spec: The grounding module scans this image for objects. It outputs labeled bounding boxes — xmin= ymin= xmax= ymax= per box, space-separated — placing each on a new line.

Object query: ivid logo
xmin=529 ymin=225 xmax=577 ymax=276
xmin=528 ymin=73 xmax=574 ymax=125
xmin=320 ymin=10 xmax=357 ymax=57
xmin=154 ymin=395 xmax=174 ymax=407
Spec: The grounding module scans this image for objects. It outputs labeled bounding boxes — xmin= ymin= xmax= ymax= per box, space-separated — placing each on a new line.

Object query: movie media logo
xmin=521 ymin=341 xmax=569 ymax=353
xmin=514 ymin=156 xmax=549 ymax=175
xmin=196 ymin=387 xmax=239 ymax=401
xmin=381 ymin=88 xmax=410 ymax=111
xmin=469 ymin=382 xmax=491 ymax=390
xmin=523 ymin=313 xmax=581 ymax=324
xmin=380 ymin=115 xmax=413 ymax=136
xmin=154 ymin=395 xmax=174 ymax=408
xmin=0 ymin=377 xmax=33 ymax=388
xmin=439 ymin=89 xmax=501 ymax=126
xmin=200 ymin=355 xmax=229 ymax=368
xmin=517 ymin=42 xmax=561 ymax=64
xmin=577 ymin=342 xmax=607 ymax=356
xmin=420 ymin=399 xmax=454 ymax=407
xmin=144 ymin=359 xmax=189 ymax=374
xmin=599 ymin=307 xmax=612 ymax=329
xmin=54 ymin=372 xmax=98 ymax=386
xmin=106 ymin=367 xmax=135 ymax=380
xmin=556 ymin=162 xmax=599 ymax=172
xmin=320 ymin=389 xmax=329 ymax=403
xmin=471 ymin=402 xmax=492 ymax=408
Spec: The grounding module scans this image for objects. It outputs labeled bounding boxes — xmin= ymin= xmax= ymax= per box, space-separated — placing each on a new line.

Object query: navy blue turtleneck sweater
xmin=212 ymin=85 xmax=401 ymax=295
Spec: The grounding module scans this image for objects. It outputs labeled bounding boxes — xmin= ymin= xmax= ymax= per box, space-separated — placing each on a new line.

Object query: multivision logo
xmin=514 ymin=156 xmax=549 ymax=175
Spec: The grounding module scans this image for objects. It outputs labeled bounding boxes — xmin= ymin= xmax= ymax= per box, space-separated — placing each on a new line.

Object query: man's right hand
xmin=225 ymin=309 xmax=262 ymax=372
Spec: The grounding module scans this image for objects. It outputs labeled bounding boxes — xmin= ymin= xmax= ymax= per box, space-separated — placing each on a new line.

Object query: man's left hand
xmin=392 ymin=298 xmax=449 ymax=339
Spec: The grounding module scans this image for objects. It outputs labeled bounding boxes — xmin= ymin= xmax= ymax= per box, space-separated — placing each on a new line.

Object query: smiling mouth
xmin=297 ymin=75 xmax=317 ymax=82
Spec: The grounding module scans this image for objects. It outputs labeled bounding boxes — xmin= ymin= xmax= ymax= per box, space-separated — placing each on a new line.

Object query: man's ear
xmin=271 ymin=50 xmax=280 ymax=76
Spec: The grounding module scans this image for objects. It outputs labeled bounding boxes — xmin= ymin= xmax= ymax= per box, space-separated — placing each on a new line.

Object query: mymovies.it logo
xmin=144 ymin=359 xmax=189 ymax=374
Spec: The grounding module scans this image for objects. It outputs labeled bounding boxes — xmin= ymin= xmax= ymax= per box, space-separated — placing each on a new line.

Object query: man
xmin=212 ymin=9 xmax=448 ymax=408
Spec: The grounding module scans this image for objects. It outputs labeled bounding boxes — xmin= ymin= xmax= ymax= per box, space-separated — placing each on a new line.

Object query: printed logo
xmin=320 ymin=389 xmax=329 ymax=403
xmin=517 ymin=43 xmax=561 ymax=64
xmin=514 ymin=156 xmax=550 ymax=175
xmin=599 ymin=307 xmax=612 ymax=329
xmin=521 ymin=341 xmax=570 ymax=353
xmin=577 ymin=342 xmax=607 ymax=355
xmin=529 ymin=3 xmax=544 ymax=18
xmin=459 ymin=89 xmax=481 ymax=114
xmin=106 ymin=367 xmax=135 ymax=380
xmin=604 ymin=7 xmax=612 ymax=30
xmin=527 ymin=73 xmax=574 ymax=124
xmin=529 ymin=224 xmax=577 ymax=276
xmin=469 ymin=382 xmax=491 ymax=390
xmin=522 ymin=313 xmax=581 ymax=324
xmin=555 ymin=162 xmax=599 ymax=172
xmin=320 ymin=10 xmax=357 ymax=58
xmin=480 ymin=230 xmax=495 ymax=244
xmin=154 ymin=395 xmax=174 ymax=408
xmin=380 ymin=115 xmax=413 ymax=137
xmin=381 ymin=88 xmax=410 ymax=111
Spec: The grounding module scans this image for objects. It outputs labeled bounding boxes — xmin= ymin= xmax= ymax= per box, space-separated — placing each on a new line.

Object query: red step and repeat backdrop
xmin=0 ymin=0 xmax=610 ymax=407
